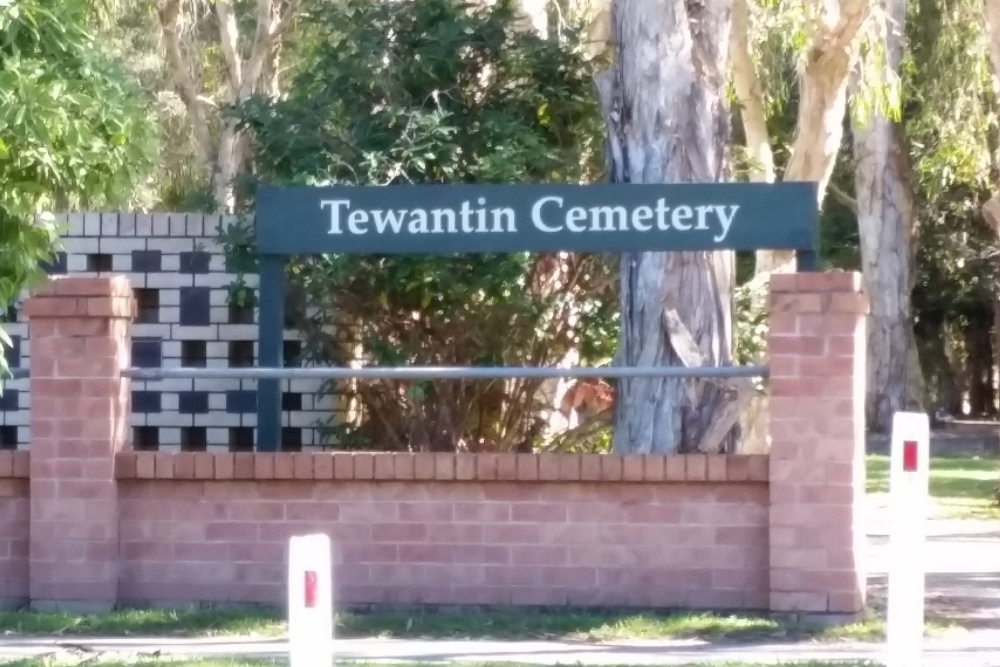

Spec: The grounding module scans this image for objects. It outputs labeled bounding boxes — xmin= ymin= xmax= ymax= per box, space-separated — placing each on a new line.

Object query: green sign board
xmin=251 ymin=180 xmax=818 ymax=453
xmin=256 ymin=182 xmax=817 ymax=255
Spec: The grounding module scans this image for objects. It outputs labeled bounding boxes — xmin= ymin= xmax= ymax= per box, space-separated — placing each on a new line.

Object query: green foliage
xmin=0 ymin=0 xmax=158 ymax=387
xmin=232 ymin=0 xmax=612 ymax=451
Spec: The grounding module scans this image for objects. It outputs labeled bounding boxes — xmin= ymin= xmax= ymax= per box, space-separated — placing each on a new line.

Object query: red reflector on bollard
xmin=304 ymin=571 xmax=317 ymax=608
xmin=902 ymin=440 xmax=918 ymax=472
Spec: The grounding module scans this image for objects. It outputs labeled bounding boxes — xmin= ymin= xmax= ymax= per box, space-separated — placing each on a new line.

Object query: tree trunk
xmin=850 ymin=0 xmax=924 ymax=432
xmin=597 ymin=0 xmax=733 ymax=454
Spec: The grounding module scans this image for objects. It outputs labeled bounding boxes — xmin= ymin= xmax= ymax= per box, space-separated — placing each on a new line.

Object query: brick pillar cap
xmin=770 ymin=271 xmax=863 ymax=294
xmin=30 ymin=275 xmax=133 ymax=299
xmin=23 ymin=276 xmax=135 ymax=319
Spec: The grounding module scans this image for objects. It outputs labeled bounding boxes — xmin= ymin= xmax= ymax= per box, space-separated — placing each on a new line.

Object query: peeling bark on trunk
xmin=597 ymin=0 xmax=734 ymax=454
xmin=982 ymin=0 xmax=1000 ymax=380
xmin=850 ymin=0 xmax=924 ymax=432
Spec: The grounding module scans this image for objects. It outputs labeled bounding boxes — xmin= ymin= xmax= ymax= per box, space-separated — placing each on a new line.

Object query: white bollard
xmin=885 ymin=411 xmax=930 ymax=667
xmin=288 ymin=533 xmax=334 ymax=667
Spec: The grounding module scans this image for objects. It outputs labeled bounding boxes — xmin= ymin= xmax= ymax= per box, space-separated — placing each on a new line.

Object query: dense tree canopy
xmin=0 ymin=0 xmax=157 ymax=386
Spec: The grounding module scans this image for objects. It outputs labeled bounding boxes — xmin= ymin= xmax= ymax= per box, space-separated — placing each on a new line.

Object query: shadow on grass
xmin=0 ymin=605 xmax=913 ymax=643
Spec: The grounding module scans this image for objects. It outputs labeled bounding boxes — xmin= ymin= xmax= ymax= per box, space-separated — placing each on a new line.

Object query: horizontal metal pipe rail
xmin=122 ymin=365 xmax=768 ymax=381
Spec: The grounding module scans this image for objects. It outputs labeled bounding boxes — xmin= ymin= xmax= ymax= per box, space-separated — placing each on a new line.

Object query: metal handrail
xmin=123 ymin=365 xmax=768 ymax=381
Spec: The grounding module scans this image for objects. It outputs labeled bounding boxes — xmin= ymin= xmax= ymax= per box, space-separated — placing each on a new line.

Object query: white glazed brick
xmin=147 ymin=238 xmax=195 ymax=253
xmin=210 ymin=289 xmax=232 ymax=307
xmin=172 ymin=325 xmax=219 ymax=340
xmin=207 ymin=427 xmax=229 ymax=444
xmin=161 ymin=393 xmax=179 ymax=411
xmin=161 ymin=341 xmax=183 ymax=359
xmin=135 ymin=214 xmax=153 ymax=237
xmin=147 ymin=272 xmax=193 ymax=289
xmin=67 ymin=212 xmax=86 ymax=236
xmin=159 ymin=307 xmax=181 ymax=324
xmin=146 ymin=412 xmax=191 ymax=427
xmin=118 ymin=214 xmax=137 ymax=236
xmin=64 ymin=237 xmax=100 ymax=254
xmin=208 ymin=394 xmax=227 ymax=411
xmin=84 ymin=212 xmax=102 ymax=236
xmin=186 ymin=216 xmax=205 ymax=237
xmin=126 ymin=274 xmax=148 ymax=288
xmin=194 ymin=273 xmax=238 ymax=289
xmin=2 ymin=410 xmax=28 ymax=426
xmin=161 ymin=254 xmax=181 ymax=272
xmin=159 ymin=428 xmax=182 ymax=445
xmin=210 ymin=306 xmax=230 ymax=324
xmin=113 ymin=254 xmax=132 ymax=272
xmin=101 ymin=214 xmax=119 ymax=235
xmin=155 ymin=378 xmax=196 ymax=393
xmin=169 ymin=214 xmax=187 ymax=237
xmin=151 ymin=215 xmax=171 ymax=238
xmin=99 ymin=238 xmax=146 ymax=254
xmin=131 ymin=323 xmax=171 ymax=338
xmin=67 ymin=255 xmax=90 ymax=272
xmin=131 ymin=413 xmax=148 ymax=427
xmin=206 ymin=341 xmax=229 ymax=358
xmin=217 ymin=324 xmax=258 ymax=340
xmin=209 ymin=254 xmax=228 ymax=272
xmin=194 ymin=412 xmax=242 ymax=427
xmin=159 ymin=290 xmax=180 ymax=306
xmin=193 ymin=378 xmax=241 ymax=392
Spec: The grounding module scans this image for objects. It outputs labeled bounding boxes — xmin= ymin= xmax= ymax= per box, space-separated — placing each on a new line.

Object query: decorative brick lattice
xmin=0 ymin=213 xmax=334 ymax=451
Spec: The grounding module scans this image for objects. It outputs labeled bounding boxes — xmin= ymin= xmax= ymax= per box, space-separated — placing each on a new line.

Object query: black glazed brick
xmin=133 ymin=426 xmax=159 ymax=451
xmin=132 ymin=338 xmax=162 ymax=368
xmin=178 ymin=391 xmax=209 ymax=414
xmin=0 ymin=426 xmax=18 ymax=449
xmin=282 ymin=392 xmax=303 ymax=411
xmin=40 ymin=252 xmax=68 ymax=275
xmin=179 ymin=287 xmax=211 ymax=326
xmin=131 ymin=250 xmax=162 ymax=273
xmin=283 ymin=341 xmax=303 ymax=367
xmin=180 ymin=251 xmax=211 ymax=274
xmin=282 ymin=428 xmax=303 ymax=451
xmin=4 ymin=335 xmax=20 ymax=369
xmin=132 ymin=391 xmax=161 ymax=413
xmin=0 ymin=390 xmax=19 ymax=411
xmin=226 ymin=390 xmax=257 ymax=414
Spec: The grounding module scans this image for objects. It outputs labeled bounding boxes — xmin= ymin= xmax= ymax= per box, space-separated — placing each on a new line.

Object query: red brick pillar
xmin=767 ymin=272 xmax=868 ymax=616
xmin=24 ymin=276 xmax=134 ymax=610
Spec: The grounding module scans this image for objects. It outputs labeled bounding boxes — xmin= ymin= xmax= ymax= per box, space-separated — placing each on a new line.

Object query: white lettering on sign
xmin=322 ymin=196 xmax=740 ymax=242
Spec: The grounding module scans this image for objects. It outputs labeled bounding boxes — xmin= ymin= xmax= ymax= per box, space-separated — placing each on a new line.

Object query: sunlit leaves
xmin=0 ymin=0 xmax=157 ymax=386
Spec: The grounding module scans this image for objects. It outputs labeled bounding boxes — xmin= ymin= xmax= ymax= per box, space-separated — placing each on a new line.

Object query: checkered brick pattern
xmin=0 ymin=213 xmax=335 ymax=452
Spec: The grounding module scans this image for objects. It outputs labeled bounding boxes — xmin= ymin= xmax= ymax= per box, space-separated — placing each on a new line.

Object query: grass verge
xmin=0 ymin=661 xmax=883 ymax=667
xmin=0 ymin=606 xmax=950 ymax=643
xmin=866 ymin=453 xmax=999 ymax=519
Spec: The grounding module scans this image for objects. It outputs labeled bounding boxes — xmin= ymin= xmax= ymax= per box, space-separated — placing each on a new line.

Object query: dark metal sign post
xmin=253 ymin=181 xmax=819 ymax=451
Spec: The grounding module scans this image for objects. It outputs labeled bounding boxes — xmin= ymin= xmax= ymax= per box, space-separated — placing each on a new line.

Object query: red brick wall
xmin=115 ymin=452 xmax=770 ymax=609
xmin=0 ymin=452 xmax=30 ymax=607
xmin=8 ymin=273 xmax=868 ymax=614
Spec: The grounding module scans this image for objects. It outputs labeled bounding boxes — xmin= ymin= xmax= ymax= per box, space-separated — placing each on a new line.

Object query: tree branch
xmin=238 ymin=0 xmax=300 ymax=100
xmin=827 ymin=181 xmax=859 ymax=213
xmin=157 ymin=0 xmax=215 ymax=170
xmin=215 ymin=1 xmax=243 ymax=100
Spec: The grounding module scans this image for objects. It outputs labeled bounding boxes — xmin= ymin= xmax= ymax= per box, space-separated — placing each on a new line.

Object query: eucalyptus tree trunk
xmin=983 ymin=0 xmax=1000 ymax=375
xmin=597 ymin=0 xmax=734 ymax=454
xmin=850 ymin=0 xmax=924 ymax=432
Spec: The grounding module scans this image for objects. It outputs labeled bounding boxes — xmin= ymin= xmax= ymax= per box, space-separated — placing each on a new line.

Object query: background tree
xmin=0 ymin=0 xmax=157 ymax=387
xmin=228 ymin=0 xmax=616 ymax=452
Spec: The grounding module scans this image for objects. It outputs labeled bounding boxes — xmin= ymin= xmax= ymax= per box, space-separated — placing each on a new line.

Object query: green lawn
xmin=866 ymin=453 xmax=1000 ymax=519
xmin=0 ymin=605 xmax=943 ymax=643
